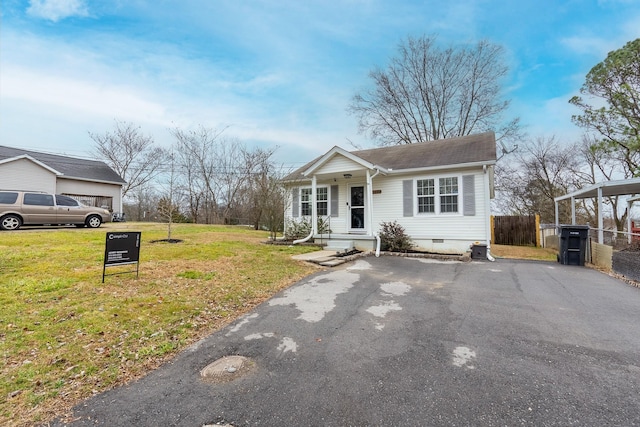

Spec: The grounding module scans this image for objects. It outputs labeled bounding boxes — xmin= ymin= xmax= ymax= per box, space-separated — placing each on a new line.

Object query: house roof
xmin=0 ymin=145 xmax=126 ymax=185
xmin=285 ymin=131 xmax=497 ymax=181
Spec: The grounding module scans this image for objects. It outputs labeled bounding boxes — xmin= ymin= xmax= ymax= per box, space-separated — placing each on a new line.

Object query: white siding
xmin=0 ymin=159 xmax=57 ymax=193
xmin=371 ymin=168 xmax=489 ymax=253
xmin=285 ymin=165 xmax=492 ymax=255
xmin=57 ymin=179 xmax=122 ymax=212
xmin=315 ymin=156 xmax=366 ymax=175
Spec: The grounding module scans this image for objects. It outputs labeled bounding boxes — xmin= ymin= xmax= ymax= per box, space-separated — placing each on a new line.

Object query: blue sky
xmin=1 ymin=0 xmax=639 ymax=169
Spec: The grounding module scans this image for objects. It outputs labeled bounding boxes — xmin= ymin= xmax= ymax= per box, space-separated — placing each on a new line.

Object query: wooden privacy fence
xmin=492 ymin=215 xmax=540 ymax=247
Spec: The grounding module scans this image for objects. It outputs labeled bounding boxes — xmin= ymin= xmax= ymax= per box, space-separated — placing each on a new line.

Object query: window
xmin=299 ymin=187 xmax=329 ymax=216
xmin=23 ymin=193 xmax=54 ymax=206
xmin=417 ymin=179 xmax=435 ymax=213
xmin=301 ymin=188 xmax=312 ymax=216
xmin=415 ymin=176 xmax=459 ymax=215
xmin=439 ymin=177 xmax=458 ymax=213
xmin=316 ymin=187 xmax=328 ymax=216
xmin=0 ymin=192 xmax=18 ymax=204
xmin=55 ymin=195 xmax=80 ymax=207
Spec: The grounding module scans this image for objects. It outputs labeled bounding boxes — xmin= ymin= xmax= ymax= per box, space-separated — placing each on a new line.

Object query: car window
xmin=55 ymin=195 xmax=80 ymax=207
xmin=23 ymin=193 xmax=54 ymax=206
xmin=0 ymin=192 xmax=19 ymax=204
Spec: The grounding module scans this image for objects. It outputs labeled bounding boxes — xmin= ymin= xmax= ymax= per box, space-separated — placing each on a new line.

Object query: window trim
xmin=297 ymin=186 xmax=330 ymax=217
xmin=414 ymin=175 xmax=461 ymax=216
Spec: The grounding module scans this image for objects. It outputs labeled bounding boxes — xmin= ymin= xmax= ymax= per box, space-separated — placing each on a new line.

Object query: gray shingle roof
xmin=0 ymin=145 xmax=126 ymax=185
xmin=286 ymin=131 xmax=496 ymax=181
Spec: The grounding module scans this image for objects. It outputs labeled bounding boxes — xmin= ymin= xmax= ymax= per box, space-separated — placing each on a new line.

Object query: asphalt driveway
xmin=54 ymin=256 xmax=640 ymax=426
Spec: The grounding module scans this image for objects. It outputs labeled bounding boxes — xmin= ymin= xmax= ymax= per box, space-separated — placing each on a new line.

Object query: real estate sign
xmin=102 ymin=232 xmax=141 ymax=282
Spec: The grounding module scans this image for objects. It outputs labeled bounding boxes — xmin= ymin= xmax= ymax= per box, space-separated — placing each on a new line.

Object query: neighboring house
xmin=0 ymin=145 xmax=126 ymax=213
xmin=282 ymin=132 xmax=497 ymax=255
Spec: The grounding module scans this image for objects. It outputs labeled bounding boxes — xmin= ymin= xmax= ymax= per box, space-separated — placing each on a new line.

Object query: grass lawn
xmin=0 ymin=223 xmax=318 ymax=427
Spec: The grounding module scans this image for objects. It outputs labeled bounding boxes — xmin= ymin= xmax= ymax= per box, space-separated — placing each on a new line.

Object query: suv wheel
xmin=86 ymin=215 xmax=102 ymax=228
xmin=1 ymin=214 xmax=22 ymax=230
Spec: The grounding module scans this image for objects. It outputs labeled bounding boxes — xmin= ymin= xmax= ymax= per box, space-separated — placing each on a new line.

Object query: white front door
xmin=349 ymin=185 xmax=365 ymax=231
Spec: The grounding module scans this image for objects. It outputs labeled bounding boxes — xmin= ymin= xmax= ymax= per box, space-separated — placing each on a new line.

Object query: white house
xmin=0 ymin=146 xmax=126 ymax=213
xmin=282 ymin=132 xmax=497 ymax=255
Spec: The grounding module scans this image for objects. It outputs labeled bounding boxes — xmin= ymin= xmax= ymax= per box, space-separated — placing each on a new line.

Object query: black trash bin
xmin=558 ymin=225 xmax=589 ymax=266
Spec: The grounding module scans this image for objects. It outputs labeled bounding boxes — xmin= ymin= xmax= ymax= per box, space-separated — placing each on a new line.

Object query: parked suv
xmin=0 ymin=191 xmax=111 ymax=230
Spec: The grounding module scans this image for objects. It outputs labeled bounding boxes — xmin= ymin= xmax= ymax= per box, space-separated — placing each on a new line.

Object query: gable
xmin=314 ymin=155 xmax=369 ymax=175
xmin=0 ymin=158 xmax=57 ymax=192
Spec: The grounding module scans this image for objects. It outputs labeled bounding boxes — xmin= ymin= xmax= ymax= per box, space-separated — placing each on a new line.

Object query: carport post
xmin=571 ymin=196 xmax=576 ymax=224
xmin=555 ymin=200 xmax=559 ymax=230
xmin=598 ymin=187 xmax=604 ymax=244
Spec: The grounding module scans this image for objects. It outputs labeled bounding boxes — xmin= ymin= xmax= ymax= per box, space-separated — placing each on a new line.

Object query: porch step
xmin=325 ymin=240 xmax=354 ymax=252
xmin=318 ymin=258 xmax=346 ymax=267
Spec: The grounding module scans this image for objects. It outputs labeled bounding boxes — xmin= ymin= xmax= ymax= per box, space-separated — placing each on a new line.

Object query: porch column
xmin=312 ymin=175 xmax=317 ymax=235
xmin=366 ymin=169 xmax=373 ymax=234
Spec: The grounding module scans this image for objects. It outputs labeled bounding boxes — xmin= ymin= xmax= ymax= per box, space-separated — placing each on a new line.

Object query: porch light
xmin=343 ymin=173 xmax=352 ymax=179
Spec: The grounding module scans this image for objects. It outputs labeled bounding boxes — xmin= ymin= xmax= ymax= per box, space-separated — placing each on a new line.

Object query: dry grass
xmin=0 ymin=223 xmax=317 ymax=427
xmin=490 ymin=244 xmax=558 ymax=261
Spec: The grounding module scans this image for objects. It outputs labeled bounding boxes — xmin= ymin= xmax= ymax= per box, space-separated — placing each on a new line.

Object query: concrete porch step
xmin=325 ymin=240 xmax=354 ymax=252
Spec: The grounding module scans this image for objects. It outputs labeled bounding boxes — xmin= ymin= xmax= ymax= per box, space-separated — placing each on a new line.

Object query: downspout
xmin=293 ymin=175 xmax=317 ymax=245
xmin=483 ymin=165 xmax=495 ymax=261
xmin=368 ymin=168 xmax=381 ymax=257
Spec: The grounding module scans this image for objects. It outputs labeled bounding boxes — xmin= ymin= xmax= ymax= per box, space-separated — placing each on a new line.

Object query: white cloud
xmin=27 ymin=0 xmax=88 ymax=22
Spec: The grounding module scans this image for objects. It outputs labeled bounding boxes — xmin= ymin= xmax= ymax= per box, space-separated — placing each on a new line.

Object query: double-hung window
xmin=300 ymin=188 xmax=312 ymax=216
xmin=299 ymin=187 xmax=329 ymax=216
xmin=415 ymin=176 xmax=459 ymax=214
xmin=439 ymin=177 xmax=458 ymax=213
xmin=417 ymin=179 xmax=435 ymax=213
xmin=316 ymin=187 xmax=328 ymax=216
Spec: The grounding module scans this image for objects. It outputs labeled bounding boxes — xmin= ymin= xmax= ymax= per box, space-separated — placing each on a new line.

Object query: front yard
xmin=0 ymin=223 xmax=317 ymax=426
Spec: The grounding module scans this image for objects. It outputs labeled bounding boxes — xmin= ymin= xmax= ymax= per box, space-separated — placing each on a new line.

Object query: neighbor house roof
xmin=285 ymin=131 xmax=497 ymax=181
xmin=0 ymin=145 xmax=126 ymax=185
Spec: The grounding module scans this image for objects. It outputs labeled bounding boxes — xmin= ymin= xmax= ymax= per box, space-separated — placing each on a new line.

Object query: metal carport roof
xmin=554 ymin=177 xmax=640 ymax=243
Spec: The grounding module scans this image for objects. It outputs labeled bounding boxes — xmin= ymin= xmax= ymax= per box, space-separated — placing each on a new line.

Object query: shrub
xmin=284 ymin=217 xmax=332 ymax=241
xmin=379 ymin=220 xmax=413 ymax=252
xmin=284 ymin=217 xmax=311 ymax=240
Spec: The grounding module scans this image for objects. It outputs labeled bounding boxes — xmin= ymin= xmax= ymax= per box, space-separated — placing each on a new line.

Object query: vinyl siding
xmin=56 ymin=179 xmax=122 ymax=212
xmin=0 ymin=159 xmax=56 ymax=193
xmin=371 ymin=169 xmax=489 ymax=253
xmin=314 ymin=156 xmax=367 ymax=175
xmin=284 ymin=166 xmax=491 ymax=254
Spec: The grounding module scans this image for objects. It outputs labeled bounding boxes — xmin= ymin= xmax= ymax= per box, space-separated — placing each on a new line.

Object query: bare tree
xmin=572 ymin=135 xmax=629 ymax=230
xmin=495 ymin=136 xmax=580 ymax=223
xmin=171 ymin=126 xmax=280 ymax=226
xmin=239 ymin=147 xmax=284 ymax=232
xmin=124 ymin=184 xmax=160 ymax=221
xmin=172 ymin=126 xmax=228 ymax=224
xmin=90 ymin=120 xmax=166 ymax=198
xmin=349 ymin=35 xmax=521 ymax=146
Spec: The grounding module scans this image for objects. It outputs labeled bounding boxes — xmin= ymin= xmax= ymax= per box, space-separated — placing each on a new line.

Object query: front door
xmin=349 ymin=185 xmax=365 ymax=231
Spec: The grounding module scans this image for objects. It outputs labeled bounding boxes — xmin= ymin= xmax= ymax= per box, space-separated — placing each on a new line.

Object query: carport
xmin=554 ymin=177 xmax=640 ymax=243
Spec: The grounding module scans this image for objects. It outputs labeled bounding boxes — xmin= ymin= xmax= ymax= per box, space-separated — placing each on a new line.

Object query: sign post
xmin=102 ymin=232 xmax=141 ymax=282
